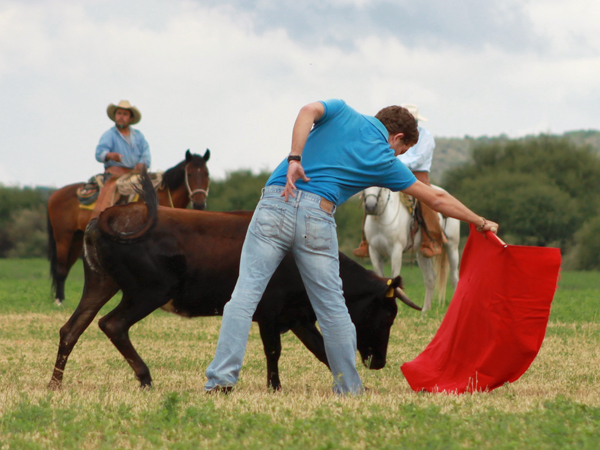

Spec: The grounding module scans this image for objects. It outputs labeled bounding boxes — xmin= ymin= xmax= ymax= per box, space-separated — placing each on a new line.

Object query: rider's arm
xmin=403 ymin=180 xmax=499 ymax=233
xmin=95 ymin=130 xmax=113 ymax=164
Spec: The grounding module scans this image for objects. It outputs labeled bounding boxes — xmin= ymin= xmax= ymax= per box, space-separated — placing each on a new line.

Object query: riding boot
xmin=90 ymin=166 xmax=132 ymax=220
xmin=419 ymin=201 xmax=448 ymax=258
xmin=352 ymin=240 xmax=370 ymax=258
xmin=90 ymin=177 xmax=118 ymax=220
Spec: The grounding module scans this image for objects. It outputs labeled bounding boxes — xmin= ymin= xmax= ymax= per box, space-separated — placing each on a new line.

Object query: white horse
xmin=362 ymin=186 xmax=460 ymax=312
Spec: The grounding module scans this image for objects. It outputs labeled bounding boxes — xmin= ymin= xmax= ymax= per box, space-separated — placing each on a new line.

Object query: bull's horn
xmin=395 ymin=287 xmax=422 ymax=311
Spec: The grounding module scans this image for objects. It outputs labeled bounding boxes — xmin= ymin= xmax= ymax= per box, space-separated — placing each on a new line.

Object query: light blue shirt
xmin=95 ymin=126 xmax=151 ymax=170
xmin=267 ymin=99 xmax=416 ymax=205
xmin=398 ymin=125 xmax=435 ymax=172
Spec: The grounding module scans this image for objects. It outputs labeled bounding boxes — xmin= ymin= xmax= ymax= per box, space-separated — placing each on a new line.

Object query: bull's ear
xmin=203 ymin=148 xmax=210 ymax=162
xmin=185 ymin=149 xmax=192 ymax=162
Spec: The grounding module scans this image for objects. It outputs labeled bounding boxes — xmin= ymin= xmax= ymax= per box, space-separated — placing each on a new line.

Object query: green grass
xmin=0 ymin=258 xmax=599 ymax=449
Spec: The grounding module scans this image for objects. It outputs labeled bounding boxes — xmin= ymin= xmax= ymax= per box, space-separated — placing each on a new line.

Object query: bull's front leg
xmin=48 ymin=264 xmax=119 ymax=389
xmin=257 ymin=321 xmax=282 ymax=390
xmin=290 ymin=321 xmax=330 ymax=368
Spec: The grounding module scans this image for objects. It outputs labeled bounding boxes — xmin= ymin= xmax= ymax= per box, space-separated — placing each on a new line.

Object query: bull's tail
xmin=47 ymin=213 xmax=59 ymax=295
xmin=434 ymin=245 xmax=449 ymax=305
xmin=96 ymin=167 xmax=159 ymax=242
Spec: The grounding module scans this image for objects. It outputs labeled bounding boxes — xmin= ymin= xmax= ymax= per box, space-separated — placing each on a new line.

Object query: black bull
xmin=49 ymin=171 xmax=421 ymax=390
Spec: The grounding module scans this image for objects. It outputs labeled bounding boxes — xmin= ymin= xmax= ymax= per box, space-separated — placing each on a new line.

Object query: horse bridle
xmin=184 ymin=163 xmax=210 ymax=204
xmin=364 ymin=188 xmax=391 ymax=216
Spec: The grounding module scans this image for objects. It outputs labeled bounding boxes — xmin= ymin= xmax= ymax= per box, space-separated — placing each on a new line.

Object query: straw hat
xmin=401 ymin=104 xmax=427 ymax=122
xmin=107 ymin=100 xmax=142 ymax=125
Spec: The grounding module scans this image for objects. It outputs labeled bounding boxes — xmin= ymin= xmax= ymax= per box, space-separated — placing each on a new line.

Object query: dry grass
xmin=1 ymin=310 xmax=598 ymax=419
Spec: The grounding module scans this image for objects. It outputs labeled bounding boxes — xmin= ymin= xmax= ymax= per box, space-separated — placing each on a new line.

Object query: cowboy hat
xmin=107 ymin=100 xmax=142 ymax=125
xmin=401 ymin=104 xmax=428 ymax=122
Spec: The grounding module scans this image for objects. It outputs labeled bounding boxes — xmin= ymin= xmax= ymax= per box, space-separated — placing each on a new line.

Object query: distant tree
xmin=0 ymin=185 xmax=51 ymax=257
xmin=568 ymin=215 xmax=600 ymax=270
xmin=207 ymin=170 xmax=271 ymax=212
xmin=442 ymin=137 xmax=600 ymax=249
xmin=4 ymin=205 xmax=47 ymax=258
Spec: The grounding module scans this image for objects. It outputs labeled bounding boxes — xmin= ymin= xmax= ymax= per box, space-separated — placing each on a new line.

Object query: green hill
xmin=430 ymin=129 xmax=600 ymax=184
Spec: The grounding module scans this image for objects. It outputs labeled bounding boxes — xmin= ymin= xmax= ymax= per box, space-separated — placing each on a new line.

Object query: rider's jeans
xmin=204 ymin=185 xmax=363 ymax=394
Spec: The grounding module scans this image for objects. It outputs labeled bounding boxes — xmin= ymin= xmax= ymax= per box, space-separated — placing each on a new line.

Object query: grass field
xmin=0 ymin=258 xmax=599 ymax=449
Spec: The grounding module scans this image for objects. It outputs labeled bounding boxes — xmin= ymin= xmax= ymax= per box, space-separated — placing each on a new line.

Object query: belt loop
xmin=260 ymin=187 xmax=265 ymax=199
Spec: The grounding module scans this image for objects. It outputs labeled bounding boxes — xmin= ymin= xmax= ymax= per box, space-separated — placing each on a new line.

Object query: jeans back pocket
xmin=305 ymin=215 xmax=334 ymax=250
xmin=255 ymin=205 xmax=285 ymax=238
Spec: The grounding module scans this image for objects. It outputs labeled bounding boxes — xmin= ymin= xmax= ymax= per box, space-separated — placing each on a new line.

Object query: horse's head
xmin=184 ymin=149 xmax=210 ymax=210
xmin=362 ymin=186 xmax=384 ymax=215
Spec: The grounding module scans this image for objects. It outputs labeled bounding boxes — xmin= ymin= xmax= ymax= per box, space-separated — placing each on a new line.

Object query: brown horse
xmin=47 ymin=149 xmax=210 ymax=305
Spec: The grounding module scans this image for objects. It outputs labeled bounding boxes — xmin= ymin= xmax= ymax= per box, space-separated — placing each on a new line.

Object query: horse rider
xmin=90 ymin=100 xmax=151 ymax=219
xmin=353 ymin=104 xmax=446 ymax=258
xmin=204 ymin=99 xmax=499 ymax=395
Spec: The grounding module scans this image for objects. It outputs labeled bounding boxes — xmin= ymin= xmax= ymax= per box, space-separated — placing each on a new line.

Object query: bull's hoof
xmin=48 ymin=379 xmax=62 ymax=391
xmin=54 ymin=299 xmax=63 ymax=306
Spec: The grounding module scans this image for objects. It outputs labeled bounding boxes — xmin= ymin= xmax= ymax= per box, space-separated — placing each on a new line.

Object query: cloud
xmin=193 ymin=0 xmax=541 ymax=53
xmin=1 ymin=0 xmax=600 ymax=188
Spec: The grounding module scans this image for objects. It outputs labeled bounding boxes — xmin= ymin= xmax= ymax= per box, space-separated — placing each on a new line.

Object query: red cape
xmin=401 ymin=225 xmax=561 ymax=393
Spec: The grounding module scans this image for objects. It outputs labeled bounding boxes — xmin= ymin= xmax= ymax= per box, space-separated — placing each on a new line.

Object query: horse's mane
xmin=161 ymin=154 xmax=206 ymax=190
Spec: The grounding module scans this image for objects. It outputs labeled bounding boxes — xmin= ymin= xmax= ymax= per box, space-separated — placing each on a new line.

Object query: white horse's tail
xmin=434 ymin=246 xmax=450 ymax=305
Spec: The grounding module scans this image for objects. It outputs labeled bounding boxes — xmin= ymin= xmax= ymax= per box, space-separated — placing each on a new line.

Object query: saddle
xmin=77 ymin=171 xmax=164 ymax=209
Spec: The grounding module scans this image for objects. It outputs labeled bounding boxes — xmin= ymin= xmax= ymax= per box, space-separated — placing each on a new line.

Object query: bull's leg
xmin=290 ymin=321 xmax=330 ymax=368
xmin=97 ymin=295 xmax=166 ymax=388
xmin=48 ymin=264 xmax=119 ymax=389
xmin=257 ymin=321 xmax=282 ymax=390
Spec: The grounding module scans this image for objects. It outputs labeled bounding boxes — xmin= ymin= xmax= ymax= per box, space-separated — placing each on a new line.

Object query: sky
xmin=1 ymin=0 xmax=600 ymax=188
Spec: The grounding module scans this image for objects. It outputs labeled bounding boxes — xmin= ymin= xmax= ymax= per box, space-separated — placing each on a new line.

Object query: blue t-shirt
xmin=266 ymin=99 xmax=416 ymax=205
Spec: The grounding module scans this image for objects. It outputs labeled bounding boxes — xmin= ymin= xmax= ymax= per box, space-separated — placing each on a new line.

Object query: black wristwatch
xmin=287 ymin=155 xmax=302 ymax=163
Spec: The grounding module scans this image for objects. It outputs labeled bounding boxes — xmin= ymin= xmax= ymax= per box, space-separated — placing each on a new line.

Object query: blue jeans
xmin=205 ymin=186 xmax=363 ymax=394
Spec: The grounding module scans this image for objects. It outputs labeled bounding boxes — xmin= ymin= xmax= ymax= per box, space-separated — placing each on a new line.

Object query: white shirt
xmin=398 ymin=125 xmax=435 ymax=172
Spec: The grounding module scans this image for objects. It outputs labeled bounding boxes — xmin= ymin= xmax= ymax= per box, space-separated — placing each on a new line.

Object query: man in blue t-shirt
xmin=205 ymin=99 xmax=499 ymax=395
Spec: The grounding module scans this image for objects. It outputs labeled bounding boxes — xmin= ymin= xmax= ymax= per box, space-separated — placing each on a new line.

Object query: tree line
xmin=1 ymin=134 xmax=599 ymax=269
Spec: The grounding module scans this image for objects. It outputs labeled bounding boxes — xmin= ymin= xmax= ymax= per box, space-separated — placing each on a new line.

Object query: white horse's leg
xmin=415 ymin=232 xmax=436 ymax=313
xmin=390 ymin=244 xmax=404 ymax=279
xmin=444 ymin=218 xmax=461 ymax=291
xmin=369 ymin=245 xmax=386 ymax=278
xmin=446 ymin=244 xmax=460 ymax=290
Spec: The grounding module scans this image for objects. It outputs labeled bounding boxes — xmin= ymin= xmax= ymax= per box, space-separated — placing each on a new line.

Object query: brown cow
xmin=49 ymin=170 xmax=420 ymax=391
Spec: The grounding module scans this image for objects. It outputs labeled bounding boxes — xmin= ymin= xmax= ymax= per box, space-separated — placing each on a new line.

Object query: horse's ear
xmin=185 ymin=149 xmax=192 ymax=162
xmin=203 ymin=148 xmax=210 ymax=162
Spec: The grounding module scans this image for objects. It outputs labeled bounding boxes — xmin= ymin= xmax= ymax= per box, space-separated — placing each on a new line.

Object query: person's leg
xmin=352 ymin=211 xmax=369 ymax=258
xmin=91 ymin=167 xmax=132 ymax=219
xmin=293 ymin=197 xmax=363 ymax=394
xmin=413 ymin=171 xmax=446 ymax=258
xmin=205 ymin=193 xmax=292 ymax=390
